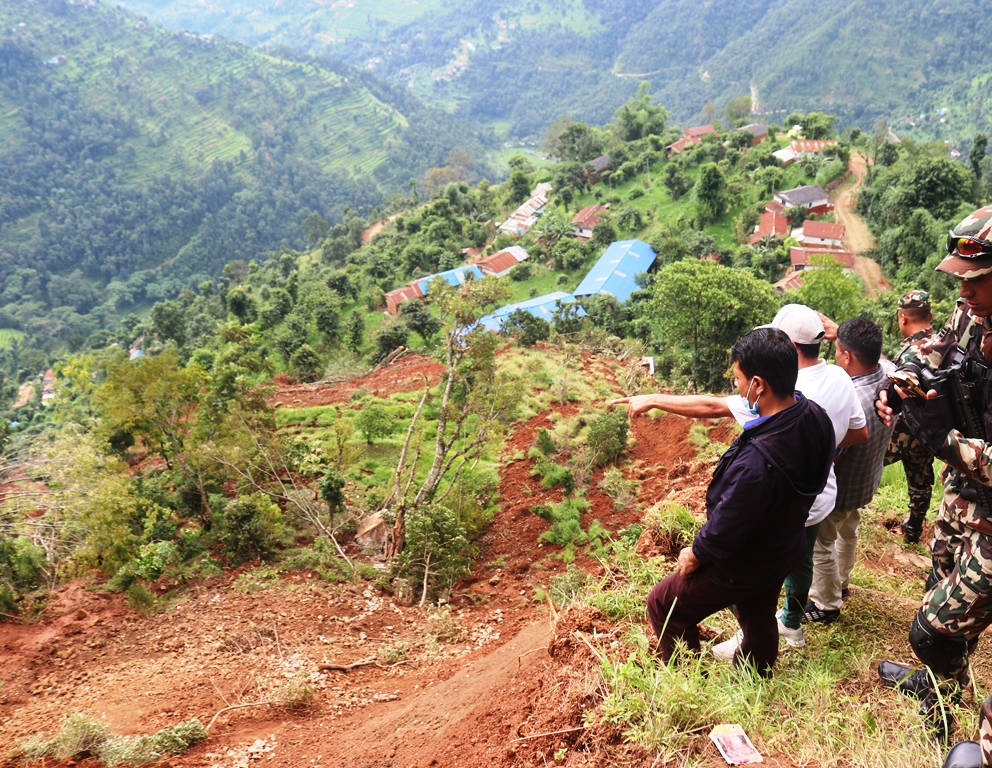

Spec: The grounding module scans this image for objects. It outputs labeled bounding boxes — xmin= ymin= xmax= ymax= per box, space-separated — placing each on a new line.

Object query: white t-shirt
xmin=725 ymin=359 xmax=865 ymax=526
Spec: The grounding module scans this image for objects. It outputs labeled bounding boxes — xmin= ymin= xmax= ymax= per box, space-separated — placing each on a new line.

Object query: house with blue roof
xmin=572 ymin=239 xmax=657 ymax=303
xmin=477 ymin=291 xmax=585 ymax=332
xmin=415 ymin=265 xmax=485 ymax=295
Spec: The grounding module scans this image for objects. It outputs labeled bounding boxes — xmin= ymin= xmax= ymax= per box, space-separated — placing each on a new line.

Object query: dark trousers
xmin=646 ymin=561 xmax=796 ymax=675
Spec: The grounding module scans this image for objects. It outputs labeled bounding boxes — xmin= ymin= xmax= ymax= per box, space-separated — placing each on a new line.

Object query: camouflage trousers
xmin=884 ymin=426 xmax=935 ymax=519
xmin=981 ymin=696 xmax=992 ymax=766
xmin=921 ymin=494 xmax=992 ymax=680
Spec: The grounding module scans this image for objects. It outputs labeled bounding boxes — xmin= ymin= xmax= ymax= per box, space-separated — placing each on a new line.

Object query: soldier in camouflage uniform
xmin=940 ymin=696 xmax=992 ymax=767
xmin=884 ymin=290 xmax=936 ymax=543
xmin=875 ymin=205 xmax=992 ymax=744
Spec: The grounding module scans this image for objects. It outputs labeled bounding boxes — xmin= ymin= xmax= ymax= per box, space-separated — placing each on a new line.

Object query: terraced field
xmin=0 ymin=330 xmax=24 ymax=351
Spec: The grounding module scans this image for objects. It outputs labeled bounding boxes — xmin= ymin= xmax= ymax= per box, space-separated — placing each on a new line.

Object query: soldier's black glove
xmin=901 ymin=395 xmax=953 ymax=458
xmin=877 ymin=382 xmax=903 ymax=421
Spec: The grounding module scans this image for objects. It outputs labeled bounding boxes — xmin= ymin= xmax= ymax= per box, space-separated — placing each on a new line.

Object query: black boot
xmin=942 ymin=741 xmax=981 ymax=768
xmin=878 ymin=660 xmax=934 ymax=700
xmin=902 ymin=515 xmax=924 ymax=544
xmin=923 ymin=688 xmax=957 ymax=745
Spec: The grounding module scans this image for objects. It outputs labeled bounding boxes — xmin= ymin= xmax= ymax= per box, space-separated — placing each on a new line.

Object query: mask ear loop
xmin=743 ymin=378 xmax=760 ymax=415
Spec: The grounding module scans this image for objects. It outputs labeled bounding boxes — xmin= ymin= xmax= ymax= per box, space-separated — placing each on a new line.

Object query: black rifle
xmin=906 ymin=360 xmax=992 ymax=515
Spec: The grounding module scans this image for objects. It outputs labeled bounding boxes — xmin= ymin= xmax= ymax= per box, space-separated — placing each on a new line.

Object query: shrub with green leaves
xmin=393 ymin=503 xmax=473 ymax=605
xmin=534 ymin=428 xmax=556 ymax=457
xmin=319 ymin=469 xmax=347 ymax=514
xmin=599 ymin=467 xmax=640 ymax=510
xmin=218 ymin=493 xmax=288 ymax=565
xmin=531 ymin=455 xmax=576 ymax=495
xmin=354 ymin=403 xmax=395 ymax=445
xmin=132 ymin=541 xmax=177 ymax=581
xmin=642 ymin=502 xmax=701 ymax=555
xmin=533 ymin=497 xmax=592 ymax=551
xmin=125 ymin=582 xmax=159 ymax=617
xmin=586 ymin=408 xmax=629 ymax=466
xmin=21 ymin=713 xmax=207 ymax=765
xmin=290 ymin=344 xmax=323 ymax=383
xmin=0 ymin=534 xmax=47 ymax=616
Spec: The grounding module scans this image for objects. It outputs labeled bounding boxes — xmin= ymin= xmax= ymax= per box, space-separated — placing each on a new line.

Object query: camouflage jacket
xmin=895 ymin=327 xmax=934 ymax=366
xmin=888 ymin=326 xmax=936 ymax=453
xmin=902 ymin=300 xmax=992 ymax=526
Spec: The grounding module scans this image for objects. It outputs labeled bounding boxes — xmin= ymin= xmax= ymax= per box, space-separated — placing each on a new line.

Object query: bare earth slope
xmin=0 ymin=355 xmax=927 ymax=767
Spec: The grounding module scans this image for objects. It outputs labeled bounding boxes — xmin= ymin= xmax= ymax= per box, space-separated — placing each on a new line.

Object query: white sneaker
xmin=777 ymin=616 xmax=805 ymax=647
xmin=711 ymin=630 xmax=742 ymax=660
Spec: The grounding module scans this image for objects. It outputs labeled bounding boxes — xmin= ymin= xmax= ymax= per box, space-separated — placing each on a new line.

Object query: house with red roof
xmin=790 ymin=247 xmax=854 ymax=271
xmin=498 ymin=183 xmax=553 ymax=236
xmin=384 ymin=283 xmax=426 ymax=315
xmin=791 ymin=140 xmax=839 ymax=154
xmin=774 ymin=185 xmax=833 ymax=216
xmin=794 ymin=220 xmax=846 ymax=249
xmin=572 ymin=204 xmax=608 ymax=240
xmin=773 ymin=272 xmax=806 ymax=293
xmin=664 ymin=137 xmax=697 ymax=156
xmin=748 ymin=208 xmax=791 ymax=245
xmin=478 ymin=246 xmax=530 ymax=277
xmin=683 ymin=125 xmax=716 ymax=140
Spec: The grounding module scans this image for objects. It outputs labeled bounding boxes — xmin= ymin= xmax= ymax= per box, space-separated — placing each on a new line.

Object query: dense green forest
xmin=114 ymin=0 xmax=992 ymax=146
xmin=0 ymin=0 xmax=496 ymax=361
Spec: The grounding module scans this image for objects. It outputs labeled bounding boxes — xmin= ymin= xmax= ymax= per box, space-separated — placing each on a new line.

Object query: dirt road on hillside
xmin=832 ymin=152 xmax=891 ymax=298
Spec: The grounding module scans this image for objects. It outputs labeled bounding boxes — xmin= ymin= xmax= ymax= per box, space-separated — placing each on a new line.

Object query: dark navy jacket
xmin=691 ymin=393 xmax=835 ymax=584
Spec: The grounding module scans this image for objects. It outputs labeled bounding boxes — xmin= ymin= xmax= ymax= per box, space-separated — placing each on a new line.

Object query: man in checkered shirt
xmin=806 ymin=317 xmax=896 ymax=623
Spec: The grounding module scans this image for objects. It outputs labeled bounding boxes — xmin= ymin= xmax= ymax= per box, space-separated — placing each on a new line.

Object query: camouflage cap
xmin=937 ymin=204 xmax=992 ymax=279
xmin=898 ymin=290 xmax=930 ymax=311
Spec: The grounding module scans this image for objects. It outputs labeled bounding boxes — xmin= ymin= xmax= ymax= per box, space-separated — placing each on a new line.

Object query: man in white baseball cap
xmin=615 ymin=303 xmax=867 ymax=655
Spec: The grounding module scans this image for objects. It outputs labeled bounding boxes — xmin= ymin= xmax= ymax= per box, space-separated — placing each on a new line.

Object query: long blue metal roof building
xmin=477 ymin=291 xmax=585 ymax=331
xmin=572 ymin=239 xmax=657 ymax=302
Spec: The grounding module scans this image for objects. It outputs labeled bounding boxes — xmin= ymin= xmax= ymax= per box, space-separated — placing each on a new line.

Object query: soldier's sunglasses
xmin=947 ymin=230 xmax=992 ymax=258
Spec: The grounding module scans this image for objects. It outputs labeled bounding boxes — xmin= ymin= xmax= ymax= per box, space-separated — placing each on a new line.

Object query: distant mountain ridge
xmin=117 ymin=0 xmax=992 ymax=145
xmin=0 ymin=0 xmax=493 ymax=350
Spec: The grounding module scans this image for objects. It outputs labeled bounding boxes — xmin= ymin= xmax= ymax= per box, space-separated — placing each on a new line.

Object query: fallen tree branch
xmin=209 ymin=678 xmax=231 ymax=707
xmin=317 ymin=656 xmax=378 ymax=672
xmin=206 ymin=700 xmax=272 ymax=732
xmin=516 ymin=646 xmax=548 ymax=669
xmin=509 ymin=725 xmax=586 ymax=743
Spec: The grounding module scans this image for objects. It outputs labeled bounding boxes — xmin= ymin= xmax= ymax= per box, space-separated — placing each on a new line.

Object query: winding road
xmin=832 ymin=152 xmax=891 ymax=298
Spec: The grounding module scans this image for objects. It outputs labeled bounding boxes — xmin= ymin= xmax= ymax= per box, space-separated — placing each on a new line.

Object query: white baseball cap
xmin=759 ymin=304 xmax=825 ymax=344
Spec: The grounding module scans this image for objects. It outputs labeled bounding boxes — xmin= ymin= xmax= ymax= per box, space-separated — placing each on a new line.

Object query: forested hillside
xmin=0 ymin=0 xmax=495 ymax=357
xmin=117 ymin=0 xmax=992 ymax=147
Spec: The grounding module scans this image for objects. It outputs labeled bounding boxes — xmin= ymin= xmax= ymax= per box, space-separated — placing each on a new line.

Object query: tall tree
xmin=695 ymin=163 xmax=727 ymax=224
xmin=971 ymin=133 xmax=989 ymax=181
xmin=384 ymin=276 xmax=519 ymax=557
xmin=651 ymin=260 xmax=778 ymax=391
xmin=613 ymin=83 xmax=668 ymax=141
xmin=785 ymin=256 xmax=864 ymax=323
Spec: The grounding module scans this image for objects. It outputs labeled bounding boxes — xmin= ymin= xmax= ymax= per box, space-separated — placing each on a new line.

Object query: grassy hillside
xmin=113 ymin=0 xmax=992 ymax=148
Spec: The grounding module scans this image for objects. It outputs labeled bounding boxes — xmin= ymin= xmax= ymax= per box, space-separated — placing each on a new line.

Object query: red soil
xmin=0 ymin=354 xmax=926 ymax=768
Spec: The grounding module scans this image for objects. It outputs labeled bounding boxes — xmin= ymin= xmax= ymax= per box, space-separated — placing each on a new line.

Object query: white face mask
xmin=740 ymin=378 xmax=760 ymax=416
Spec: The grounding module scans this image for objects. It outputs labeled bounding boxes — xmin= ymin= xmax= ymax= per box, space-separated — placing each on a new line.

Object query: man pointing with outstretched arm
xmin=615 ymin=304 xmax=866 ymax=652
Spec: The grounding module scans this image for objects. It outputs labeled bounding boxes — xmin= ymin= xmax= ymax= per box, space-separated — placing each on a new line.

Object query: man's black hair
xmin=837 ymin=316 xmax=882 ymax=368
xmin=899 ymin=306 xmax=932 ymax=324
xmin=731 ymin=327 xmax=798 ymax=398
xmin=795 ymin=341 xmax=821 ymax=360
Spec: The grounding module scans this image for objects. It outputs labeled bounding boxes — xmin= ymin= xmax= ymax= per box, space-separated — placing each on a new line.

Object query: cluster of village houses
xmin=18 ymin=125 xmax=852 ymax=415
xmin=383 ymin=123 xmax=851 ymax=330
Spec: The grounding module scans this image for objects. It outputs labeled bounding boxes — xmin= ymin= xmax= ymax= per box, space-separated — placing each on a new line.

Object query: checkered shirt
xmin=834 ymin=363 xmax=896 ymax=512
